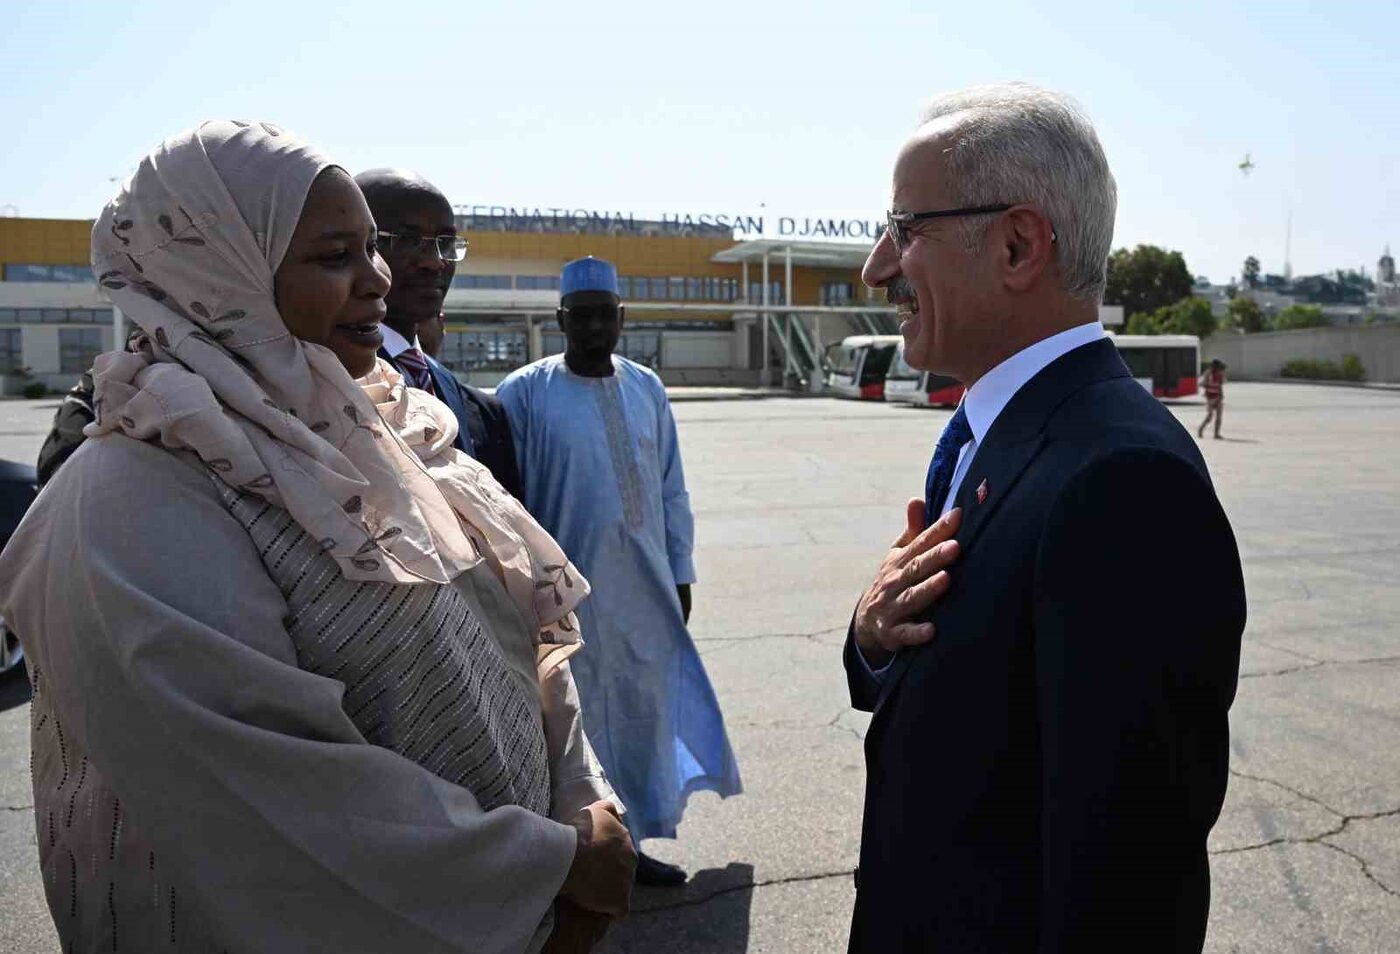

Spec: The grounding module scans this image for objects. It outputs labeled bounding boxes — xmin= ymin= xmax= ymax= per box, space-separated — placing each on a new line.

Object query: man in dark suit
xmin=355 ymin=169 xmax=523 ymax=500
xmin=845 ymin=83 xmax=1246 ymax=953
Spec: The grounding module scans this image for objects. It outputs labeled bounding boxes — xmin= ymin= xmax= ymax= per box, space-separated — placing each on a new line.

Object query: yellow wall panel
xmin=0 ymin=218 xmax=92 ymax=266
xmin=2 ymin=217 xmax=867 ymax=306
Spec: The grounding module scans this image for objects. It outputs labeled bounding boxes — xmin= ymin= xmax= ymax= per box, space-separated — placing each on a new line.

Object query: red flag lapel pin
xmin=976 ymin=479 xmax=989 ymax=504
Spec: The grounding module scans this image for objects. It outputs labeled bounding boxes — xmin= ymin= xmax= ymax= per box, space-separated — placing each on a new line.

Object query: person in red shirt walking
xmin=1198 ymin=358 xmax=1227 ymax=439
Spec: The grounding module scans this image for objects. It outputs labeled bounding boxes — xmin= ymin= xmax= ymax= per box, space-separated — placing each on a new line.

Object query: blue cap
xmin=560 ymin=256 xmax=620 ymax=298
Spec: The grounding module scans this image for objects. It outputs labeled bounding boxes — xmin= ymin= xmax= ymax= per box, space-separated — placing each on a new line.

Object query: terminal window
xmin=821 ymin=282 xmax=855 ymax=305
xmin=59 ymin=328 xmax=104 ymax=374
xmin=748 ymin=281 xmax=785 ymax=304
xmin=0 ymin=328 xmax=21 ymax=374
xmin=620 ymin=276 xmax=739 ymax=302
xmin=452 ymin=275 xmax=513 ymax=290
xmin=438 ymin=330 xmax=527 ymax=372
xmin=3 ymin=263 xmax=93 ymax=283
xmin=516 ymin=276 xmax=561 ymax=291
xmin=0 ymin=308 xmax=110 ymax=324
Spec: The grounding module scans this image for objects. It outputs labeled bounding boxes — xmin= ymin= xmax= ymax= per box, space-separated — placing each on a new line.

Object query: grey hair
xmin=919 ymin=83 xmax=1117 ymax=302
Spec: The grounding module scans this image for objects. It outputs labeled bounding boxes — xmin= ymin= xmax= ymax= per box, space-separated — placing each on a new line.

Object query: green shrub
xmin=22 ymin=382 xmax=48 ymax=399
xmin=1160 ymin=296 xmax=1218 ymax=338
xmin=1273 ymin=304 xmax=1330 ymax=330
xmin=1125 ymin=297 xmax=1219 ymax=338
xmin=1280 ymin=356 xmax=1365 ymax=382
xmin=1125 ymin=313 xmax=1162 ymax=335
xmin=1227 ymin=296 xmax=1268 ymax=333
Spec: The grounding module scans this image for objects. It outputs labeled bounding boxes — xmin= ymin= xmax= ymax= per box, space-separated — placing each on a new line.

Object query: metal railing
xmin=764 ymin=312 xmax=825 ymax=387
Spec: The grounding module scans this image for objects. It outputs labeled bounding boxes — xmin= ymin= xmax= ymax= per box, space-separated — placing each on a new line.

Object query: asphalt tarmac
xmin=0 ymin=381 xmax=1396 ymax=952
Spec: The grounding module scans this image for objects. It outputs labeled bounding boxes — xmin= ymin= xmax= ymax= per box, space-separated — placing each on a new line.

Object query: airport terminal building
xmin=0 ymin=207 xmax=1123 ymax=393
xmin=0 ymin=207 xmax=903 ymax=393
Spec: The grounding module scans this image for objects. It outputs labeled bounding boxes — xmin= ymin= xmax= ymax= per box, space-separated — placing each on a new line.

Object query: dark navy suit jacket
xmin=845 ymin=338 xmax=1246 ymax=953
xmin=378 ymin=348 xmax=524 ymax=501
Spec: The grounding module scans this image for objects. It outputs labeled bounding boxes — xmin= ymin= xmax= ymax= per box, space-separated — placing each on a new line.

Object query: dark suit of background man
xmin=844 ymin=83 xmax=1246 ymax=953
xmin=354 ymin=169 xmax=523 ymax=501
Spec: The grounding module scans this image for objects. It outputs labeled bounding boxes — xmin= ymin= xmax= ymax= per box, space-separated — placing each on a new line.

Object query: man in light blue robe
xmin=496 ymin=256 xmax=741 ymax=886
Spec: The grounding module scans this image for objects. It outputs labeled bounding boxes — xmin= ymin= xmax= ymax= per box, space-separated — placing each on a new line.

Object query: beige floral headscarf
xmin=87 ymin=120 xmax=586 ymax=655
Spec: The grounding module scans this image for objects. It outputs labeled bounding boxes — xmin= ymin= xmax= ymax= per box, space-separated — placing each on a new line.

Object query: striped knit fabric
xmin=24 ymin=482 xmax=554 ymax=953
xmin=210 ymin=479 xmax=552 ymax=816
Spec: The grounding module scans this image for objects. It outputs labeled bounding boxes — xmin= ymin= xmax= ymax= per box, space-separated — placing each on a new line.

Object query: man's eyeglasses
xmin=886 ymin=204 xmax=1055 ymax=254
xmin=377 ymin=231 xmax=469 ymax=262
xmin=563 ymin=302 xmax=621 ymax=323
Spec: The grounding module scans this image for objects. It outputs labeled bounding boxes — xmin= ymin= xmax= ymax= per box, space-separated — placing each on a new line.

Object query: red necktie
xmin=397 ymin=348 xmax=436 ymax=396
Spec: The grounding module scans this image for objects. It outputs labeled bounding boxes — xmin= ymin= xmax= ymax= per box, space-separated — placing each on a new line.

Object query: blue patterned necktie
xmin=396 ymin=347 xmax=436 ymax=396
xmin=924 ymin=403 xmax=973 ymax=525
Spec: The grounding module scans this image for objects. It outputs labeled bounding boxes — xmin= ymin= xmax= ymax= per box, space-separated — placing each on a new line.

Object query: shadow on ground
xmin=600 ymin=863 xmax=755 ymax=953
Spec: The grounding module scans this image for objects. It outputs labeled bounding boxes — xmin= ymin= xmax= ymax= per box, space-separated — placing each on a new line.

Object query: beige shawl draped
xmin=85 ymin=119 xmax=586 ymax=657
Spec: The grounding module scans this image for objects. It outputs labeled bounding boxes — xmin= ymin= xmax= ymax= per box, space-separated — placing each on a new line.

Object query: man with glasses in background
xmin=496 ymin=257 xmax=742 ymax=887
xmin=844 ymin=84 xmax=1245 ymax=952
xmin=355 ymin=169 xmax=523 ymax=500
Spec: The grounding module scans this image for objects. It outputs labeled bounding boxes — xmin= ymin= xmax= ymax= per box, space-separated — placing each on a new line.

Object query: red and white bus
xmin=883 ymin=340 xmax=965 ymax=407
xmin=1110 ymin=334 xmax=1200 ymax=398
xmin=823 ymin=335 xmax=902 ymax=400
xmin=850 ymin=331 xmax=1199 ymax=405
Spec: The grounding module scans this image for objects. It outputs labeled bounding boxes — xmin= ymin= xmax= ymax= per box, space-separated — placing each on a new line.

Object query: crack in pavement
xmin=1253 ymin=641 xmax=1324 ymax=664
xmin=1239 ymin=653 xmax=1400 ymax=680
xmin=633 ymin=869 xmax=854 ymax=915
xmin=695 ymin=626 xmax=847 ymax=655
xmin=695 ymin=625 xmax=846 ymax=644
xmin=1315 ymin=838 xmax=1400 ymax=900
xmin=1211 ymin=769 xmax=1400 ymax=897
xmin=3 ymin=804 xmax=33 ymax=812
xmin=729 ymin=708 xmax=867 ymax=742
xmin=1239 ymin=660 xmax=1329 ymax=679
xmin=1227 ymin=769 xmax=1341 ymax=816
xmin=827 ymin=708 xmax=865 ymax=743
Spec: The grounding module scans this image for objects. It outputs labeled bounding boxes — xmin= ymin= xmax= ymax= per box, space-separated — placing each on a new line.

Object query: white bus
xmin=1109 ymin=334 xmax=1201 ymax=398
xmin=883 ymin=340 xmax=966 ymax=408
xmin=823 ymin=335 xmax=902 ymax=400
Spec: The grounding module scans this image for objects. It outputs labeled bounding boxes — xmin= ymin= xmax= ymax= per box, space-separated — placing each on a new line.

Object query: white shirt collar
xmin=961 ymin=322 xmax=1106 ymax=445
xmin=378 ymin=323 xmax=422 ymax=359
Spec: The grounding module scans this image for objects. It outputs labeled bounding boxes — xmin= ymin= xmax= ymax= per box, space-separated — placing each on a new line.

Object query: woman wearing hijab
xmin=0 ymin=121 xmax=633 ymax=954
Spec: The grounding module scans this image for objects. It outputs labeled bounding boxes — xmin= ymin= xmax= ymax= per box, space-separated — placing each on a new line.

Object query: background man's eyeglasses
xmin=564 ymin=303 xmax=621 ymax=322
xmin=378 ymin=231 xmax=469 ymax=262
xmin=886 ymin=204 xmax=1055 ymax=253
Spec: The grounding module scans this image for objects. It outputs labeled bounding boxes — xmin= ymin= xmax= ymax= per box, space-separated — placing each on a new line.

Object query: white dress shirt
xmin=378 ymin=323 xmax=423 ymax=359
xmin=861 ymin=321 xmax=1106 ymax=678
xmin=938 ymin=321 xmax=1107 ymax=517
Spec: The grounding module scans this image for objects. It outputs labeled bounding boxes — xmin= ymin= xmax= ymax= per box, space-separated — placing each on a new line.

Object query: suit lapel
xmin=872 ymin=433 xmax=1047 ymax=715
xmin=956 ymin=338 xmax=1131 ymax=550
xmin=871 ymin=338 xmax=1131 ymax=718
xmin=948 ymin=434 xmax=1047 ymax=553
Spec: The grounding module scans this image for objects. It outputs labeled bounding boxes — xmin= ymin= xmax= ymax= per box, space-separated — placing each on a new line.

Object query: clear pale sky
xmin=2 ymin=0 xmax=1394 ymax=285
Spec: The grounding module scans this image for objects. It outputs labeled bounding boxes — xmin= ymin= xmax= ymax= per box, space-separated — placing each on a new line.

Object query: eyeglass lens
xmin=382 ymin=232 xmax=467 ymax=262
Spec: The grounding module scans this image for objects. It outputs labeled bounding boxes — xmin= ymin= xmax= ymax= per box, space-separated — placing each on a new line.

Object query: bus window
xmin=887 ymin=345 xmax=921 ymax=381
xmin=1166 ymin=347 xmax=1199 ymax=395
xmin=1119 ymin=347 xmax=1154 ymax=379
xmin=861 ymin=344 xmax=897 ymax=385
xmin=826 ymin=345 xmax=858 ymax=376
xmin=1111 ymin=335 xmax=1200 ymax=398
